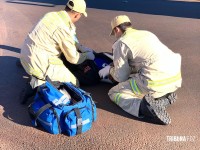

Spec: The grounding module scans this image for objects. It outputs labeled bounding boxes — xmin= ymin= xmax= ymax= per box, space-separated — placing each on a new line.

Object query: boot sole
xmin=145 ymin=97 xmax=171 ymax=125
xmin=155 ymin=92 xmax=177 ymax=108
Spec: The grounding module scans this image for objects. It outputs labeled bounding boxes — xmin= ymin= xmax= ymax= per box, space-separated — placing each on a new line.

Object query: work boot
xmin=139 ymin=94 xmax=171 ymax=125
xmin=155 ymin=92 xmax=177 ymax=108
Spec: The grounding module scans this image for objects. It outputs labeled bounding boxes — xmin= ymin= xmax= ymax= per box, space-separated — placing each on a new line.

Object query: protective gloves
xmin=86 ymin=51 xmax=95 ymax=60
xmin=98 ymin=65 xmax=111 ymax=79
xmin=79 ymin=45 xmax=94 ymax=53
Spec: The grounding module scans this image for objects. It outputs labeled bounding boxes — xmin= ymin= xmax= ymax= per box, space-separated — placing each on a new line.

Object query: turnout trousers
xmin=108 ymin=78 xmax=148 ymax=118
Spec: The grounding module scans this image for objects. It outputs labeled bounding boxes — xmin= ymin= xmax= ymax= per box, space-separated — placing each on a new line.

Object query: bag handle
xmin=46 ymin=76 xmax=63 ymax=89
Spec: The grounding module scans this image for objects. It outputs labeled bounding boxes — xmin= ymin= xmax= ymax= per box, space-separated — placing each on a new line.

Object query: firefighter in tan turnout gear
xmin=20 ymin=0 xmax=94 ymax=88
xmin=99 ymin=15 xmax=182 ymax=125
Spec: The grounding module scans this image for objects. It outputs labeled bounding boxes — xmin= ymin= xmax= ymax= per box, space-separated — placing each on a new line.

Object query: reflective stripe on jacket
xmin=110 ymin=28 xmax=182 ymax=97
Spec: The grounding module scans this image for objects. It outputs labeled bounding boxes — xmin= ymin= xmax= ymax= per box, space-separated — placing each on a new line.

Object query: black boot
xmin=155 ymin=92 xmax=177 ymax=108
xmin=139 ymin=94 xmax=171 ymax=125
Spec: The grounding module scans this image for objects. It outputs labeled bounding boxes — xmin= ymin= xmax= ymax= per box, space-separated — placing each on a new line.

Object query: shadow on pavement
xmin=87 ymin=0 xmax=200 ymax=19
xmin=0 ymin=56 xmax=32 ymax=126
xmin=82 ymin=83 xmax=163 ymax=125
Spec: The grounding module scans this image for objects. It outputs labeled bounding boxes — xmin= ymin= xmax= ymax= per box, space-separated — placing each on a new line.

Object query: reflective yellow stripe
xmin=130 ymin=79 xmax=141 ymax=95
xmin=20 ymin=59 xmax=43 ymax=78
xmin=57 ymin=11 xmax=71 ymax=28
xmin=49 ymin=58 xmax=63 ymax=65
xmin=57 ymin=11 xmax=79 ymax=44
xmin=148 ymin=72 xmax=181 ymax=87
xmin=114 ymin=93 xmax=121 ymax=105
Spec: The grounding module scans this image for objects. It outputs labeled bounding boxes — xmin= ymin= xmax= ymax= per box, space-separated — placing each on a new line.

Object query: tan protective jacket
xmin=20 ymin=10 xmax=87 ymax=80
xmin=110 ymin=28 xmax=182 ymax=98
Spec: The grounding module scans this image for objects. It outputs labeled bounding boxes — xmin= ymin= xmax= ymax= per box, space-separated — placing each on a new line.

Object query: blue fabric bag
xmin=28 ymin=78 xmax=97 ymax=136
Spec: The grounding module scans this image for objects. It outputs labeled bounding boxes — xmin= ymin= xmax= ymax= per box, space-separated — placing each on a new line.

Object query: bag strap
xmin=28 ymin=103 xmax=61 ymax=133
xmin=51 ymin=107 xmax=61 ymax=133
xmin=28 ymin=103 xmax=52 ymax=126
xmin=64 ymin=108 xmax=83 ymax=135
xmin=88 ymin=96 xmax=95 ymax=122
xmin=35 ymin=103 xmax=52 ymax=121
xmin=74 ymin=108 xmax=82 ymax=135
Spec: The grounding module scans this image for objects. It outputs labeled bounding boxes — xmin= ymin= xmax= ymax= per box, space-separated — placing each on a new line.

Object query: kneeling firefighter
xmin=20 ymin=0 xmax=95 ymax=88
xmin=99 ymin=15 xmax=182 ymax=125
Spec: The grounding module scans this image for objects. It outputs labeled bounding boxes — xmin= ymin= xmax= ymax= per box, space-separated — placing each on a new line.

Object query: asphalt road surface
xmin=0 ymin=0 xmax=200 ymax=149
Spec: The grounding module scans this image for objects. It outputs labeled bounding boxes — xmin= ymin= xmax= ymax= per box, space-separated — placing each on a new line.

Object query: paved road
xmin=0 ymin=0 xmax=200 ymax=149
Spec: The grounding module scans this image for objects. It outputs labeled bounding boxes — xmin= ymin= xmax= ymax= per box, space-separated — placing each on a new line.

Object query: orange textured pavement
xmin=0 ymin=0 xmax=200 ymax=149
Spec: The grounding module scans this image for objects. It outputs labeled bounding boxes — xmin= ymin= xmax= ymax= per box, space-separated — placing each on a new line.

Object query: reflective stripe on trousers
xmin=108 ymin=79 xmax=145 ymax=118
xmin=112 ymin=92 xmax=142 ymax=118
xmin=114 ymin=93 xmax=122 ymax=105
xmin=130 ymin=79 xmax=142 ymax=96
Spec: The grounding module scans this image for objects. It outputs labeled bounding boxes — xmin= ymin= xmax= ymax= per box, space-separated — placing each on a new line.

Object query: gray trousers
xmin=108 ymin=78 xmax=147 ymax=117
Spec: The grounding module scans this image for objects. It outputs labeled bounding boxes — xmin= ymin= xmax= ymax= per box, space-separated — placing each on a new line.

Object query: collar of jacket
xmin=113 ymin=28 xmax=137 ymax=46
xmin=121 ymin=28 xmax=137 ymax=37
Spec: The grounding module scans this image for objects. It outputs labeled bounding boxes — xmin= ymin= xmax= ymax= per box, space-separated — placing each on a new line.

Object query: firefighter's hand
xmin=86 ymin=51 xmax=95 ymax=60
xmin=98 ymin=65 xmax=111 ymax=79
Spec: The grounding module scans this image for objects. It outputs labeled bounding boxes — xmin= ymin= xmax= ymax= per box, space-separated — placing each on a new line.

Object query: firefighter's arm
xmin=110 ymin=42 xmax=131 ymax=82
xmin=53 ymin=28 xmax=94 ymax=64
